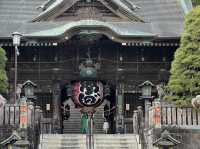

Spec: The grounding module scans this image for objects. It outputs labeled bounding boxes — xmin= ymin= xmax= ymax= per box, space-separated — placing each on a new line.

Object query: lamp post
xmin=12 ymin=32 xmax=22 ymax=103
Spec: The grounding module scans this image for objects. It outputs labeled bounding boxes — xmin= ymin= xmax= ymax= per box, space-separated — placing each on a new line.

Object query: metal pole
xmin=14 ymin=46 xmax=18 ymax=103
xmin=87 ymin=113 xmax=94 ymax=149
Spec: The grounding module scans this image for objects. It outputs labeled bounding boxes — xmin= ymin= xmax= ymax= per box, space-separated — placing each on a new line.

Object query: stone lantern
xmin=22 ymin=80 xmax=37 ymax=101
xmin=139 ymin=80 xmax=154 ymax=99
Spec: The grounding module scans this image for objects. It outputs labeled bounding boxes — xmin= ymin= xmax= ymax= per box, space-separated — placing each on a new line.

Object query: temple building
xmin=0 ymin=0 xmax=188 ymax=135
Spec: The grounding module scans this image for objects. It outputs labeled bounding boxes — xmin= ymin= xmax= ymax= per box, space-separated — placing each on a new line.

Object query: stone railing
xmin=133 ymin=103 xmax=200 ymax=134
xmin=0 ymin=103 xmax=42 ymax=127
xmin=0 ymin=101 xmax=43 ymax=148
xmin=147 ymin=105 xmax=200 ymax=128
xmin=132 ymin=103 xmax=200 ymax=149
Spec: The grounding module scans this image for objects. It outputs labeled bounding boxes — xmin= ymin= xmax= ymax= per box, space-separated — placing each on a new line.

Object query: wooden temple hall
xmin=0 ymin=0 xmax=185 ymax=134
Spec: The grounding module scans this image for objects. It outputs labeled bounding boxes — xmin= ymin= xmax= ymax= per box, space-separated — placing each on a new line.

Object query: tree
xmin=192 ymin=0 xmax=200 ymax=7
xmin=166 ymin=6 xmax=200 ymax=106
xmin=0 ymin=47 xmax=8 ymax=94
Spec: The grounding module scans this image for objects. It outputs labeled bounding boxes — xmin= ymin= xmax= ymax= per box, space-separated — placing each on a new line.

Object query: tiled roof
xmin=133 ymin=0 xmax=184 ymax=23
xmin=0 ymin=0 xmax=185 ymax=39
xmin=0 ymin=0 xmax=46 ymax=22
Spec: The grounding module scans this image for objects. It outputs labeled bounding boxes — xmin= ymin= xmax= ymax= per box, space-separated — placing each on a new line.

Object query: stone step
xmin=63 ymin=102 xmax=104 ymax=134
xmin=39 ymin=134 xmax=141 ymax=149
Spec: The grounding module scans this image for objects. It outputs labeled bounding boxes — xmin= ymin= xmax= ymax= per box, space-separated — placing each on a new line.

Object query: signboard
xmin=46 ymin=104 xmax=51 ymax=111
xmin=126 ymin=104 xmax=130 ymax=111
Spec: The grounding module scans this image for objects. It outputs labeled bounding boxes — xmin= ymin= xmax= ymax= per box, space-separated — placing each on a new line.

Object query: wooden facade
xmin=0 ymin=0 xmax=185 ymax=134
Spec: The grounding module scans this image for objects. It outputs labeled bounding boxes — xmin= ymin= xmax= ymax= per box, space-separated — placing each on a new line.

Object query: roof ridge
xmin=37 ymin=0 xmax=58 ymax=11
xmin=32 ymin=0 xmax=145 ymax=22
xmin=120 ymin=0 xmax=141 ymax=10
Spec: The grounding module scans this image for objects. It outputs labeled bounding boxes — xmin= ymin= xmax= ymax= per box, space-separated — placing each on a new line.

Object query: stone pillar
xmin=137 ymin=106 xmax=144 ymax=133
xmin=27 ymin=101 xmax=34 ymax=128
xmin=35 ymin=106 xmax=42 ymax=124
xmin=133 ymin=110 xmax=138 ymax=134
xmin=14 ymin=98 xmax=30 ymax=149
xmin=52 ymin=80 xmax=61 ymax=133
xmin=145 ymin=102 xmax=152 ymax=128
xmin=116 ymin=82 xmax=124 ymax=134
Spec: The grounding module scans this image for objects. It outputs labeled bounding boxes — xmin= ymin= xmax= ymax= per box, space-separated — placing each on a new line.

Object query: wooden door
xmin=123 ymin=93 xmax=144 ymax=133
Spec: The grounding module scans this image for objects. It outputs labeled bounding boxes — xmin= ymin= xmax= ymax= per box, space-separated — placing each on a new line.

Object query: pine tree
xmin=166 ymin=6 xmax=200 ymax=106
xmin=0 ymin=47 xmax=8 ymax=94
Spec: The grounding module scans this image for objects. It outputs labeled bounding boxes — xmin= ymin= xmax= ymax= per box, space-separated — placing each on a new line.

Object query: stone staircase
xmin=39 ymin=134 xmax=86 ymax=149
xmin=63 ymin=99 xmax=105 ymax=134
xmin=39 ymin=134 xmax=141 ymax=149
xmin=94 ymin=134 xmax=141 ymax=149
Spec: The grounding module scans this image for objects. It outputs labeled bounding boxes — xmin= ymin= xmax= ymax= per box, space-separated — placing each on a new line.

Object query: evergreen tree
xmin=166 ymin=6 xmax=200 ymax=106
xmin=0 ymin=47 xmax=8 ymax=94
xmin=192 ymin=0 xmax=200 ymax=7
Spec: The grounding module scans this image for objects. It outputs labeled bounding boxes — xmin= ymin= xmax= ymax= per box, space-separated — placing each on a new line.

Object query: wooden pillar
xmin=116 ymin=82 xmax=124 ymax=133
xmin=52 ymin=80 xmax=61 ymax=133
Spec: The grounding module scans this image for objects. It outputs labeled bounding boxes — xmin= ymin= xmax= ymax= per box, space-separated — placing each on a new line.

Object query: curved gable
xmin=32 ymin=0 xmax=144 ymax=22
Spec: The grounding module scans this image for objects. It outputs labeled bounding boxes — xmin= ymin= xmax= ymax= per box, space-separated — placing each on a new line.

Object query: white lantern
xmin=12 ymin=32 xmax=22 ymax=46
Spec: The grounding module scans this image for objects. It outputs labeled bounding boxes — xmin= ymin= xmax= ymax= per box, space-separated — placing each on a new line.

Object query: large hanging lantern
xmin=72 ymin=80 xmax=104 ymax=108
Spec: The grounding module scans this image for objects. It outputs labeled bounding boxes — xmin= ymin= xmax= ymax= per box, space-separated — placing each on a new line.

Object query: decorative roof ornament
xmin=0 ymin=130 xmax=21 ymax=146
xmin=37 ymin=0 xmax=58 ymax=11
xmin=22 ymin=80 xmax=37 ymax=88
xmin=153 ymin=130 xmax=181 ymax=147
xmin=139 ymin=80 xmax=154 ymax=88
xmin=120 ymin=0 xmax=141 ymax=10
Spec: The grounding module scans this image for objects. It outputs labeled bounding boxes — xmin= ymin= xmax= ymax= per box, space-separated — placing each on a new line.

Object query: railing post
xmin=153 ymin=101 xmax=161 ymax=128
xmin=14 ymin=97 xmax=30 ymax=149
